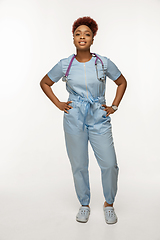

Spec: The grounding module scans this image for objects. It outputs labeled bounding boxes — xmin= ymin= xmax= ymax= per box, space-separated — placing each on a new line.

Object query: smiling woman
xmin=76 ymin=31 xmax=89 ymax=46
xmin=40 ymin=16 xmax=127 ymax=225
xmin=72 ymin=16 xmax=98 ymax=62
xmin=73 ymin=25 xmax=94 ymax=61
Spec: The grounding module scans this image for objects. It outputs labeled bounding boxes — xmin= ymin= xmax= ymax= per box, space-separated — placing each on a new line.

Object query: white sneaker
xmin=76 ymin=206 xmax=90 ymax=223
xmin=103 ymin=206 xmax=118 ymax=224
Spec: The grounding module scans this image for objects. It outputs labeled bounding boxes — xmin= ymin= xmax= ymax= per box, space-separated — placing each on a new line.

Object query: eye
xmin=76 ymin=33 xmax=80 ymax=36
xmin=86 ymin=34 xmax=90 ymax=36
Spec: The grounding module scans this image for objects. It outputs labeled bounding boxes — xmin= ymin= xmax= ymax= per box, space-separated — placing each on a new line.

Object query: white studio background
xmin=0 ymin=0 xmax=160 ymax=239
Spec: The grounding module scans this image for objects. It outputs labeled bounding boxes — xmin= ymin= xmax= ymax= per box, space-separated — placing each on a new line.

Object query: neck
xmin=75 ymin=50 xmax=92 ymax=62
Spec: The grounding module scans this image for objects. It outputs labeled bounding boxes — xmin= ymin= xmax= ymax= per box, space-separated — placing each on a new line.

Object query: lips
xmin=79 ymin=41 xmax=86 ymax=45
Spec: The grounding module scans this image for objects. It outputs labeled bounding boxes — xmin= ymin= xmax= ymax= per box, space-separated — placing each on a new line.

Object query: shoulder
xmin=95 ymin=53 xmax=120 ymax=69
xmin=59 ymin=54 xmax=75 ymax=71
xmin=60 ymin=54 xmax=75 ymax=64
xmin=94 ymin=53 xmax=108 ymax=63
xmin=94 ymin=53 xmax=109 ymax=67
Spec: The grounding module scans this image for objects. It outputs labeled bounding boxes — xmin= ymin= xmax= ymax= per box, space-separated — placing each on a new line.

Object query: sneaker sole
xmin=104 ymin=218 xmax=118 ymax=224
xmin=76 ymin=218 xmax=89 ymax=223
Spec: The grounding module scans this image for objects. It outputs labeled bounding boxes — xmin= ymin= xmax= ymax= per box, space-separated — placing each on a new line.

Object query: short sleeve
xmin=47 ymin=60 xmax=63 ymax=83
xmin=105 ymin=58 xmax=121 ymax=81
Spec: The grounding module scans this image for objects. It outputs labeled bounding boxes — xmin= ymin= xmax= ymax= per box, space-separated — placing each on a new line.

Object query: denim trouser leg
xmin=89 ymin=129 xmax=119 ymax=205
xmin=64 ymin=127 xmax=119 ymax=205
xmin=64 ymin=130 xmax=90 ymax=206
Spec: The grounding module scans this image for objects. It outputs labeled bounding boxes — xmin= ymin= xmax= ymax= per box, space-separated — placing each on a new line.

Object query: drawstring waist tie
xmin=68 ymin=94 xmax=106 ymax=130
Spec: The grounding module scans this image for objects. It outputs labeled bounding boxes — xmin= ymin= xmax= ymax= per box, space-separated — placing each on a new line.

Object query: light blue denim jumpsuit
xmin=47 ymin=53 xmax=122 ymax=205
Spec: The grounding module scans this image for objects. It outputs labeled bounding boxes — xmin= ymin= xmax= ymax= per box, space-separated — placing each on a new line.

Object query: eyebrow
xmin=75 ymin=30 xmax=91 ymax=33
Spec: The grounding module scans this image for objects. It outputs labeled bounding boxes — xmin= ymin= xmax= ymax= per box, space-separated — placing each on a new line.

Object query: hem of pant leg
xmin=105 ymin=199 xmax=114 ymax=205
xmin=81 ymin=201 xmax=90 ymax=206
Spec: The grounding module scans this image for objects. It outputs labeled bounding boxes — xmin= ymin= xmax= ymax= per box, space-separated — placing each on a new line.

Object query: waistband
xmin=68 ymin=94 xmax=106 ymax=131
xmin=68 ymin=94 xmax=105 ymax=104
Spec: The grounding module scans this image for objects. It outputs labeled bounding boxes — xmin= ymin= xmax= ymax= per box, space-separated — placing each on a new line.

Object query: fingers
xmin=101 ymin=104 xmax=108 ymax=112
xmin=64 ymin=101 xmax=73 ymax=113
xmin=67 ymin=101 xmax=72 ymax=104
xmin=66 ymin=101 xmax=73 ymax=110
xmin=101 ymin=105 xmax=115 ymax=117
xmin=102 ymin=104 xmax=107 ymax=108
xmin=106 ymin=111 xmax=110 ymax=117
xmin=64 ymin=109 xmax=69 ymax=114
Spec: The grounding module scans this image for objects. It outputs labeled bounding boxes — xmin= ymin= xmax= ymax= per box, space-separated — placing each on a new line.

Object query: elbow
xmin=124 ymin=78 xmax=127 ymax=89
xmin=40 ymin=80 xmax=42 ymax=88
xmin=122 ymin=75 xmax=127 ymax=88
xmin=40 ymin=79 xmax=44 ymax=89
xmin=120 ymin=78 xmax=127 ymax=91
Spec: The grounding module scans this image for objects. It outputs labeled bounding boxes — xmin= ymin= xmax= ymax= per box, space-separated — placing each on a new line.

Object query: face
xmin=73 ymin=25 xmax=94 ymax=51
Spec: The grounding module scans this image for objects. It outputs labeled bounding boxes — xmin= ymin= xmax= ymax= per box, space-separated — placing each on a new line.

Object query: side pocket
xmin=63 ymin=107 xmax=80 ymax=134
xmin=99 ymin=105 xmax=107 ymax=118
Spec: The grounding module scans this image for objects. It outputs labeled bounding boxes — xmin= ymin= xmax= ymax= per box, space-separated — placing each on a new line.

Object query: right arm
xmin=40 ymin=74 xmax=72 ymax=113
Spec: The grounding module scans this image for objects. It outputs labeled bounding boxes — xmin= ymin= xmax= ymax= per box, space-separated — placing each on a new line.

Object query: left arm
xmin=102 ymin=74 xmax=127 ymax=117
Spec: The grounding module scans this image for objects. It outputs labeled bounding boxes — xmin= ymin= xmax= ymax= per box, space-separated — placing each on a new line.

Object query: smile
xmin=79 ymin=41 xmax=86 ymax=45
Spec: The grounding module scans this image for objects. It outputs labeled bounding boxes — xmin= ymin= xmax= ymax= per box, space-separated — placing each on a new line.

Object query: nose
xmin=80 ymin=34 xmax=85 ymax=39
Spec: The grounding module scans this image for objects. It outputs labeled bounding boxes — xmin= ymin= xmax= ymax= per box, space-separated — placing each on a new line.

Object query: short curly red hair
xmin=72 ymin=16 xmax=98 ymax=37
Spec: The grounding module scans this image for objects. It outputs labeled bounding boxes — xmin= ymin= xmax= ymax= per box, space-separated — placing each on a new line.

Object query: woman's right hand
xmin=57 ymin=101 xmax=73 ymax=113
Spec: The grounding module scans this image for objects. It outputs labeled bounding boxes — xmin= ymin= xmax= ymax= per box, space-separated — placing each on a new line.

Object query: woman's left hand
xmin=101 ymin=104 xmax=115 ymax=117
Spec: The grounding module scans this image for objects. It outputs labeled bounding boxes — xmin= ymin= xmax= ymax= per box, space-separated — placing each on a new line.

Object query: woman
xmin=40 ymin=16 xmax=127 ymax=224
